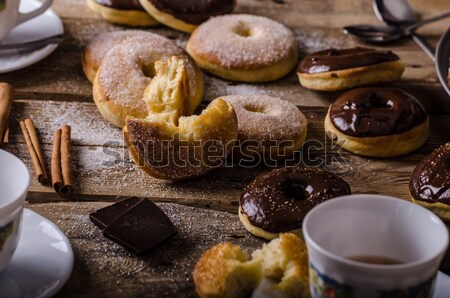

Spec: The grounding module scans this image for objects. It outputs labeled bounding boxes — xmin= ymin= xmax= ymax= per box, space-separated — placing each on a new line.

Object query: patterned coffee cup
xmin=303 ymin=194 xmax=449 ymax=298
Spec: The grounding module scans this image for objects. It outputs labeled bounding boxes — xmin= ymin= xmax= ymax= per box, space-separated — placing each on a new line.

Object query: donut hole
xmin=244 ymin=104 xmax=266 ymax=114
xmin=142 ymin=63 xmax=156 ymax=78
xmin=233 ymin=23 xmax=252 ymax=38
xmin=283 ymin=179 xmax=308 ymax=201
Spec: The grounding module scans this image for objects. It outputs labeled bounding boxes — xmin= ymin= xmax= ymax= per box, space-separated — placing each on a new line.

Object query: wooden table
xmin=1 ymin=0 xmax=449 ymax=297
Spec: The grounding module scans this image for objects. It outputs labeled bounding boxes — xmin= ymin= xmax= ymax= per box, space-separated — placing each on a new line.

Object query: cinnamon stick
xmin=19 ymin=119 xmax=49 ymax=185
xmin=52 ymin=125 xmax=73 ymax=196
xmin=0 ymin=83 xmax=13 ymax=147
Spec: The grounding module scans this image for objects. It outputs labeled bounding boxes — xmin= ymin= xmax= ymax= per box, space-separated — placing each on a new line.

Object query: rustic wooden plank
xmin=25 ymin=201 xmax=265 ymax=298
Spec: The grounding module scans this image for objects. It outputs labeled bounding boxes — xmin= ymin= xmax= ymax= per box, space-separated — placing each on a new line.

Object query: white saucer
xmin=0 ymin=209 xmax=74 ymax=298
xmin=0 ymin=0 xmax=63 ymax=74
xmin=252 ymin=272 xmax=450 ymax=298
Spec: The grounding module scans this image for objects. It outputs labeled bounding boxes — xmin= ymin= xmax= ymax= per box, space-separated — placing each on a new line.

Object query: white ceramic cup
xmin=0 ymin=149 xmax=30 ymax=272
xmin=0 ymin=0 xmax=54 ymax=41
xmin=303 ymin=194 xmax=449 ymax=298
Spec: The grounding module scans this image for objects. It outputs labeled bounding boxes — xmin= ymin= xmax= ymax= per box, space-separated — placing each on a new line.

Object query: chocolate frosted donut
xmin=87 ymin=0 xmax=158 ymax=27
xmin=139 ymin=0 xmax=236 ymax=32
xmin=324 ymin=87 xmax=429 ymax=157
xmin=297 ymin=47 xmax=405 ymax=91
xmin=239 ymin=167 xmax=351 ymax=240
xmin=409 ymin=142 xmax=450 ymax=220
xmin=95 ymin=0 xmax=145 ymax=11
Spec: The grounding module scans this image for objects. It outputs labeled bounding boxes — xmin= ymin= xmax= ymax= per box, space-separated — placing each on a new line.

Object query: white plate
xmin=0 ymin=209 xmax=74 ymax=298
xmin=252 ymin=272 xmax=450 ymax=298
xmin=436 ymin=26 xmax=450 ymax=96
xmin=0 ymin=0 xmax=63 ymax=74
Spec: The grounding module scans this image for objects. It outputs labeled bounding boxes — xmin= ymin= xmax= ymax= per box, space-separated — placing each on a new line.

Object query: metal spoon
xmin=0 ymin=34 xmax=66 ymax=51
xmin=344 ymin=12 xmax=450 ymax=44
xmin=374 ymin=0 xmax=446 ymax=61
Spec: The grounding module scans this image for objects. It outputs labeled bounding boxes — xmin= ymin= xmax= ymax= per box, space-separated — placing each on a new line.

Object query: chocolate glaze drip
xmin=240 ymin=167 xmax=351 ymax=233
xmin=297 ymin=47 xmax=400 ymax=74
xmin=148 ymin=0 xmax=235 ymax=25
xmin=330 ymin=87 xmax=427 ymax=137
xmin=95 ymin=0 xmax=145 ymax=11
xmin=410 ymin=142 xmax=450 ymax=204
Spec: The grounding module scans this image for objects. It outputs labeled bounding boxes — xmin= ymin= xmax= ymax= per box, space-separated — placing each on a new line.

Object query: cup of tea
xmin=0 ymin=0 xmax=54 ymax=41
xmin=303 ymin=194 xmax=449 ymax=298
xmin=0 ymin=149 xmax=30 ymax=272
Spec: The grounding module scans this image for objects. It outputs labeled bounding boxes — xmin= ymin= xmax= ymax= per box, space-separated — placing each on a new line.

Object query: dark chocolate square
xmin=89 ymin=197 xmax=142 ymax=229
xmin=103 ymin=199 xmax=178 ymax=254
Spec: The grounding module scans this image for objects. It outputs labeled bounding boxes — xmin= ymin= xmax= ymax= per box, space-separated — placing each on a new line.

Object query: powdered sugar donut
xmin=223 ymin=95 xmax=307 ymax=161
xmin=187 ymin=14 xmax=298 ymax=83
xmin=82 ymin=30 xmax=156 ymax=83
xmin=93 ymin=35 xmax=204 ymax=127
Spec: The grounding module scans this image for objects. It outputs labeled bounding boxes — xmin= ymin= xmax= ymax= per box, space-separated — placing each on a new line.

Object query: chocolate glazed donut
xmin=324 ymin=87 xmax=429 ymax=157
xmin=329 ymin=88 xmax=427 ymax=137
xmin=409 ymin=142 xmax=450 ymax=220
xmin=148 ymin=0 xmax=235 ymax=25
xmin=297 ymin=47 xmax=400 ymax=74
xmin=239 ymin=167 xmax=351 ymax=239
xmin=139 ymin=0 xmax=236 ymax=32
xmin=95 ymin=0 xmax=146 ymax=11
xmin=87 ymin=0 xmax=158 ymax=27
xmin=296 ymin=47 xmax=405 ymax=91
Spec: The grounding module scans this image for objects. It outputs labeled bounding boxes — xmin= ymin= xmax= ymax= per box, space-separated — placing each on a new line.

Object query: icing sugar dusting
xmin=189 ymin=14 xmax=296 ymax=69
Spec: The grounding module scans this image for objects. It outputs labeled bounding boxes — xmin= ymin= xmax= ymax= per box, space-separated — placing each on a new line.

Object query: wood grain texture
xmin=4 ymin=100 xmax=449 ymax=212
xmin=26 ymin=201 xmax=264 ymax=298
xmin=0 ymin=0 xmax=449 ymax=296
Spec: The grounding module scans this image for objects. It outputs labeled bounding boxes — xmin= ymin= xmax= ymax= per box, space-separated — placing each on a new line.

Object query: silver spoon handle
xmin=0 ymin=34 xmax=66 ymax=50
xmin=406 ymin=11 xmax=450 ymax=32
xmin=411 ymin=33 xmax=435 ymax=61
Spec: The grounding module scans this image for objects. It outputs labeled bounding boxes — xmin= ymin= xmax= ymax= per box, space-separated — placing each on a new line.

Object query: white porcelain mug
xmin=303 ymin=194 xmax=449 ymax=298
xmin=0 ymin=0 xmax=54 ymax=41
xmin=0 ymin=149 xmax=30 ymax=272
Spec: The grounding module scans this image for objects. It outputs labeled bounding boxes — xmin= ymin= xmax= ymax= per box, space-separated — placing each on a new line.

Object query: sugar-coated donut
xmin=222 ymin=95 xmax=307 ymax=161
xmin=239 ymin=167 xmax=351 ymax=240
xmin=297 ymin=47 xmax=405 ymax=91
xmin=82 ymin=30 xmax=155 ymax=83
xmin=193 ymin=233 xmax=309 ymax=298
xmin=193 ymin=242 xmax=262 ymax=298
xmin=252 ymin=233 xmax=310 ymax=298
xmin=409 ymin=142 xmax=450 ymax=220
xmin=87 ymin=0 xmax=158 ymax=27
xmin=325 ymin=87 xmax=429 ymax=157
xmin=93 ymin=34 xmax=204 ymax=128
xmin=124 ymin=98 xmax=238 ymax=181
xmin=138 ymin=0 xmax=236 ymax=33
xmin=187 ymin=14 xmax=298 ymax=83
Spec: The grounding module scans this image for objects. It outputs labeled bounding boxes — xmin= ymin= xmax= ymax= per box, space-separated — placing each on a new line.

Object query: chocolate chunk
xmin=89 ymin=197 xmax=142 ymax=229
xmin=103 ymin=199 xmax=178 ymax=254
